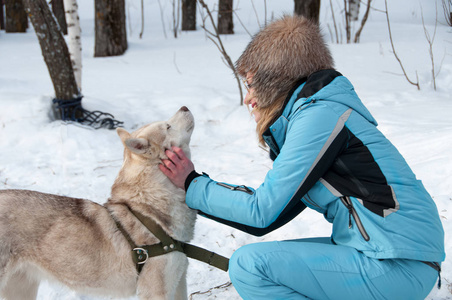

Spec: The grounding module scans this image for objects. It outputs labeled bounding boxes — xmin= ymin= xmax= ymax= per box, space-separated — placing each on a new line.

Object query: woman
xmin=160 ymin=16 xmax=445 ymax=299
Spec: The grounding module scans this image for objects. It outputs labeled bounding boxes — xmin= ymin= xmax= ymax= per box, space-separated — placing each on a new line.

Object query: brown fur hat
xmin=236 ymin=15 xmax=334 ymax=108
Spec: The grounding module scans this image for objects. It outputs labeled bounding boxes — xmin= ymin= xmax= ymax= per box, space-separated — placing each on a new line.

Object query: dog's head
xmin=117 ymin=106 xmax=195 ymax=162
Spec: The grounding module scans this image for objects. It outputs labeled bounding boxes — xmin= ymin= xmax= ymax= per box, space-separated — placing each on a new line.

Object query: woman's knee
xmin=229 ymin=242 xmax=276 ymax=283
xmin=229 ymin=243 xmax=258 ymax=279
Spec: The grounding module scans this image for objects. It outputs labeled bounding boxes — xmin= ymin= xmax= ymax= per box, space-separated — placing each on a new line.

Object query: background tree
xmin=1 ymin=0 xmax=5 ymax=30
xmin=5 ymin=0 xmax=27 ymax=32
xmin=353 ymin=0 xmax=372 ymax=43
xmin=182 ymin=0 xmax=196 ymax=31
xmin=22 ymin=0 xmax=81 ymax=119
xmin=294 ymin=0 xmax=320 ymax=23
xmin=218 ymin=0 xmax=233 ymax=34
xmin=327 ymin=0 xmax=372 ymax=44
xmin=94 ymin=0 xmax=127 ymax=57
xmin=64 ymin=0 xmax=82 ymax=90
xmin=51 ymin=0 xmax=67 ymax=35
xmin=348 ymin=0 xmax=359 ymax=21
xmin=198 ymin=0 xmax=242 ymax=104
xmin=172 ymin=0 xmax=180 ymax=38
xmin=443 ymin=0 xmax=452 ymax=26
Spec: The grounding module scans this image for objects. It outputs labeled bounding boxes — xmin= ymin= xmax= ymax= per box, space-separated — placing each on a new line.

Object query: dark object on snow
xmin=52 ymin=97 xmax=124 ymax=129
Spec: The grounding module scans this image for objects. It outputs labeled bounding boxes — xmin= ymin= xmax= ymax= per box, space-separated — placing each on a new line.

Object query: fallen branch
xmin=189 ymin=281 xmax=232 ymax=299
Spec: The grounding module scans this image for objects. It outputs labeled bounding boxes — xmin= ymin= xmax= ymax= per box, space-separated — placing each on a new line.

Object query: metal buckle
xmin=133 ymin=247 xmax=149 ymax=265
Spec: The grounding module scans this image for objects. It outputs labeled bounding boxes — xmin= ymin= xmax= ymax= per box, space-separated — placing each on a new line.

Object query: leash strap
xmin=182 ymin=243 xmax=229 ymax=272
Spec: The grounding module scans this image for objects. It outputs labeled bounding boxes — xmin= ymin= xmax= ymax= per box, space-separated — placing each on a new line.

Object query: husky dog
xmin=0 ymin=106 xmax=197 ymax=300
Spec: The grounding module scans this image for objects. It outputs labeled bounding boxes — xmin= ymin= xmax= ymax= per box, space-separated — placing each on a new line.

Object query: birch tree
xmin=64 ymin=0 xmax=82 ymax=90
xmin=348 ymin=0 xmax=360 ymax=21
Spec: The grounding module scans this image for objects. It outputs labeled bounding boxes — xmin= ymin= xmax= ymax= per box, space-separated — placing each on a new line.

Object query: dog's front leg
xmin=137 ymin=252 xmax=189 ymax=300
xmin=174 ymin=268 xmax=188 ymax=300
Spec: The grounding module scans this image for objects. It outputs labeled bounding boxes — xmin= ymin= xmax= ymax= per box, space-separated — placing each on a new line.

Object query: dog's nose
xmin=180 ymin=106 xmax=189 ymax=112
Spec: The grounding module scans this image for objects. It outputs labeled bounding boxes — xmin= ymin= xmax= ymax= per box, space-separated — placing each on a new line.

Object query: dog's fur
xmin=235 ymin=15 xmax=334 ymax=108
xmin=0 ymin=107 xmax=197 ymax=300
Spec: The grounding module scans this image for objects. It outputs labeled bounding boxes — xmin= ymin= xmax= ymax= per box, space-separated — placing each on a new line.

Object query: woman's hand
xmin=159 ymin=147 xmax=195 ymax=190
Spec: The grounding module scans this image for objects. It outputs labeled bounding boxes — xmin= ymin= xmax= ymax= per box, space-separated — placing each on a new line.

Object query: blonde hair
xmin=254 ymin=95 xmax=287 ymax=146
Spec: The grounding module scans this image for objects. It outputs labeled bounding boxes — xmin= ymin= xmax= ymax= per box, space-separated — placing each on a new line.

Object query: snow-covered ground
xmin=0 ymin=0 xmax=451 ymax=299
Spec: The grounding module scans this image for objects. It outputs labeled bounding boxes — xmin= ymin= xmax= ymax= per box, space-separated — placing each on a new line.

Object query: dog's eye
xmin=166 ymin=124 xmax=171 ymax=130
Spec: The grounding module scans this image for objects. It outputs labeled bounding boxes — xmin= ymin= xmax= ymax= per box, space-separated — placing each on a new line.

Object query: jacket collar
xmin=263 ymin=69 xmax=342 ymax=160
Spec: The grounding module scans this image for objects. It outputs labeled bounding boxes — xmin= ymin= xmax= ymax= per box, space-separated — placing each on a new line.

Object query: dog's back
xmin=0 ymin=189 xmax=137 ymax=299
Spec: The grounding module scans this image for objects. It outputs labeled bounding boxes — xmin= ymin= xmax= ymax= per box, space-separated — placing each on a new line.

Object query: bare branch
xmin=157 ymin=0 xmax=168 ymax=39
xmin=421 ymin=4 xmax=439 ymax=90
xmin=354 ymin=0 xmax=372 ymax=43
xmin=442 ymin=0 xmax=452 ymax=26
xmin=198 ymin=0 xmax=244 ymax=105
xmin=357 ymin=0 xmax=385 ymax=13
xmin=233 ymin=10 xmax=253 ymax=37
xmin=173 ymin=52 xmax=182 ymax=75
xmin=344 ymin=0 xmax=351 ymax=43
xmin=251 ymin=0 xmax=260 ymax=28
xmin=384 ymin=0 xmax=420 ymax=90
xmin=139 ymin=0 xmax=144 ymax=39
xmin=329 ymin=0 xmax=339 ymax=44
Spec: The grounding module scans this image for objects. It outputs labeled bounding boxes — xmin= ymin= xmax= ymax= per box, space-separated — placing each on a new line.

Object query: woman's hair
xmin=254 ymin=96 xmax=287 ymax=146
xmin=236 ymin=15 xmax=334 ymax=146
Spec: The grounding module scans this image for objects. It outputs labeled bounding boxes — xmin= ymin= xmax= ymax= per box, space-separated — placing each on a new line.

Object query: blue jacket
xmin=186 ymin=70 xmax=445 ymax=263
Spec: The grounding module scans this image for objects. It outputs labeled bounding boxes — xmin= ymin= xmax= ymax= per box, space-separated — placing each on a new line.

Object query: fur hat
xmin=236 ymin=15 xmax=334 ymax=108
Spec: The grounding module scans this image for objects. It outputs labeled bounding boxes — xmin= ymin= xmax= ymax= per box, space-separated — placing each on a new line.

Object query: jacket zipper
xmin=303 ymin=194 xmax=321 ymax=209
xmin=340 ymin=196 xmax=370 ymax=241
xmin=216 ymin=182 xmax=254 ymax=195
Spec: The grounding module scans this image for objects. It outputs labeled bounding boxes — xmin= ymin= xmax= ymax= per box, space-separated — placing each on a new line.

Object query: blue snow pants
xmin=229 ymin=238 xmax=438 ymax=300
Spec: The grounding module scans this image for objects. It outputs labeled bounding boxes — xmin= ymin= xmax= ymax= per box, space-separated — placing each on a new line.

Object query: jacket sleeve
xmin=186 ymin=103 xmax=349 ymax=235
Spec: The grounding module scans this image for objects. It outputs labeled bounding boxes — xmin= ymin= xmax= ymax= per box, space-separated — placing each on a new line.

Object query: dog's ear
xmin=116 ymin=128 xmax=131 ymax=145
xmin=125 ymin=138 xmax=149 ymax=155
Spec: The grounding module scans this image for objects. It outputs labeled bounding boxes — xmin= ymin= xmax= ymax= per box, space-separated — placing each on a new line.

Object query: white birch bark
xmin=349 ymin=0 xmax=360 ymax=21
xmin=63 ymin=0 xmax=82 ymax=90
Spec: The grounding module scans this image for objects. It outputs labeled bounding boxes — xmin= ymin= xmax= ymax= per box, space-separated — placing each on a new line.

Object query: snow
xmin=0 ymin=0 xmax=451 ymax=299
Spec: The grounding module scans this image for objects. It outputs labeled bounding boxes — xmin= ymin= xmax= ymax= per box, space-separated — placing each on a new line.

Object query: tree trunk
xmin=94 ymin=0 xmax=128 ymax=57
xmin=344 ymin=0 xmax=350 ymax=43
xmin=218 ymin=0 xmax=233 ymax=34
xmin=181 ymin=0 xmax=196 ymax=31
xmin=64 ymin=0 xmax=82 ymax=90
xmin=294 ymin=0 xmax=320 ymax=23
xmin=1 ymin=1 xmax=5 ymax=30
xmin=51 ymin=0 xmax=67 ymax=35
xmin=22 ymin=0 xmax=79 ymax=103
xmin=348 ymin=0 xmax=360 ymax=21
xmin=5 ymin=0 xmax=27 ymax=32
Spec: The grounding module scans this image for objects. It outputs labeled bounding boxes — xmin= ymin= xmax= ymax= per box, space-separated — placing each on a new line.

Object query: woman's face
xmin=243 ymin=73 xmax=261 ymax=123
